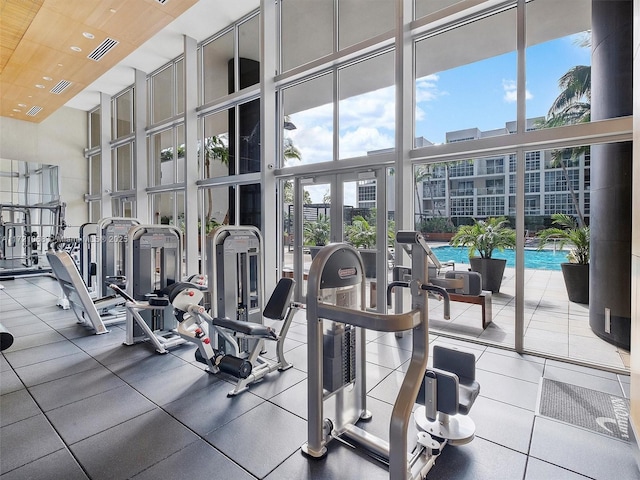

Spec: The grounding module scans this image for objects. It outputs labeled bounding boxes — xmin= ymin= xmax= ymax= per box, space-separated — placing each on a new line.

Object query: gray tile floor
xmin=1 ymin=276 xmax=639 ymax=480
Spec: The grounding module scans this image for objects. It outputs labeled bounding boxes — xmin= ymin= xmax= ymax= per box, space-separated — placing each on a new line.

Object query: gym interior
xmin=2 ymin=1 xmax=640 ymax=479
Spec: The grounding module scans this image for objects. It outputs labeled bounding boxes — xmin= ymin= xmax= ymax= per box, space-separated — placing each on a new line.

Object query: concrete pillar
xmin=589 ymin=0 xmax=633 ymax=349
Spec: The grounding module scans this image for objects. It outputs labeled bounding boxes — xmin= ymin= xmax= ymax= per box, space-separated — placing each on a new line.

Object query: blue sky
xmin=416 ymin=35 xmax=591 ymax=144
xmin=287 ymin=33 xmax=591 ymax=203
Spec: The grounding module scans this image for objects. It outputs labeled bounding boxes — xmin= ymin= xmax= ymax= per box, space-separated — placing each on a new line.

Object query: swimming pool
xmin=431 ymin=245 xmax=567 ymax=271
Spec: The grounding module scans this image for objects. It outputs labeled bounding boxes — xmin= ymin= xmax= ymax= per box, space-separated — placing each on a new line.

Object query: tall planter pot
xmin=359 ymin=249 xmax=377 ymax=278
xmin=469 ymin=257 xmax=506 ymax=293
xmin=561 ymin=262 xmax=589 ymax=304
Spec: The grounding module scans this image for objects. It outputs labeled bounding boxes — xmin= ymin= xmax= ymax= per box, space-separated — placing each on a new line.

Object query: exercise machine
xmin=46 ymin=250 xmax=127 ymax=334
xmin=0 ymin=202 xmax=66 ymax=280
xmin=205 ymin=225 xmax=303 ymax=393
xmin=302 ymin=232 xmax=480 ymax=479
xmin=206 ymin=225 xmax=264 ymax=357
xmin=48 ymin=236 xmax=82 ymax=309
xmin=121 ymin=224 xmax=184 ymax=353
xmin=79 ymin=222 xmax=98 ymax=295
xmin=0 ymin=322 xmax=14 ymax=351
xmin=95 ymin=217 xmax=140 ymax=298
xmin=140 ymin=276 xmax=300 ymax=395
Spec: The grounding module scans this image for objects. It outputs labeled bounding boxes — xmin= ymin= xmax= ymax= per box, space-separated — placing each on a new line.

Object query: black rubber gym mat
xmin=538 ymin=378 xmax=630 ymax=441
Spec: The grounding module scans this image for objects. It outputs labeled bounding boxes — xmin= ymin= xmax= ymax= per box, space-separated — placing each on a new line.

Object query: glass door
xmin=283 ymin=167 xmax=390 ymax=307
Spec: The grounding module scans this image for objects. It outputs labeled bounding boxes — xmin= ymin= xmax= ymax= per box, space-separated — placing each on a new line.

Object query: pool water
xmin=431 ymin=245 xmax=568 ymax=271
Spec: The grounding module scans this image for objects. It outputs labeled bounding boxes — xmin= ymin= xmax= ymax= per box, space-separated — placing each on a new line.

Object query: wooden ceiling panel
xmin=1 ymin=0 xmax=199 ymax=123
xmin=98 ymin=7 xmax=174 ymax=45
xmin=23 ymin=8 xmax=78 ymax=46
xmin=0 ymin=0 xmax=44 ymax=72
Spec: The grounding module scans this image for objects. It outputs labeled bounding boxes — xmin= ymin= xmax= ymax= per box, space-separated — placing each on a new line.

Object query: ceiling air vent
xmin=50 ymin=80 xmax=72 ymax=95
xmin=155 ymin=0 xmax=170 ymax=4
xmin=88 ymin=38 xmax=119 ymax=62
xmin=26 ymin=106 xmax=43 ymax=117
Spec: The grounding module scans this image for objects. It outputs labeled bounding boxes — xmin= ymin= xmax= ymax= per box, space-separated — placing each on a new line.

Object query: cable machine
xmin=302 ymin=232 xmax=480 ymax=479
xmin=123 ymin=224 xmax=184 ymax=353
xmin=0 ymin=202 xmax=66 ymax=279
xmin=94 ymin=217 xmax=139 ymax=298
xmin=206 ymin=225 xmax=264 ymax=356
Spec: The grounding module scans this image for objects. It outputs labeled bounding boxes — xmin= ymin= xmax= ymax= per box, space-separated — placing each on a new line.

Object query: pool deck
xmin=426 ymin=262 xmax=628 ymax=372
xmin=285 ymin=249 xmax=629 ymax=373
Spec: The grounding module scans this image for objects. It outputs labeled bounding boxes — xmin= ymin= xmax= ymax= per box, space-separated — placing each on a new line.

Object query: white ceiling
xmin=64 ymin=0 xmax=259 ymax=111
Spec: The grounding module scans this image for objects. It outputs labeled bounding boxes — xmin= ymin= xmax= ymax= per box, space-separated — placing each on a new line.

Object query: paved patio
xmin=425 ymin=263 xmax=629 ymax=372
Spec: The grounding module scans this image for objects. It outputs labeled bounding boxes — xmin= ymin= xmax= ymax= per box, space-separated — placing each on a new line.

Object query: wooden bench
xmin=371 ymin=281 xmax=493 ymax=329
xmin=282 ymin=269 xmax=307 ymax=280
xmin=447 ymin=291 xmax=493 ymax=329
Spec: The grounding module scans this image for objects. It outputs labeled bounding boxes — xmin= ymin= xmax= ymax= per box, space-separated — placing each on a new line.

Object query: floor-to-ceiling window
xmin=276 ymin=0 xmax=398 ymax=303
xmin=81 ymin=0 xmax=632 ymax=370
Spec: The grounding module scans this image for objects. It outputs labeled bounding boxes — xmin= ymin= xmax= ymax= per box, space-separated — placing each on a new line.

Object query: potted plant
xmin=537 ymin=213 xmax=589 ymax=304
xmin=304 ymin=214 xmax=330 ymax=259
xmin=418 ymin=216 xmax=457 ymax=242
xmin=450 ymin=217 xmax=516 ymax=292
xmin=345 ymin=216 xmax=377 ymax=277
xmin=344 ymin=216 xmax=396 ymax=278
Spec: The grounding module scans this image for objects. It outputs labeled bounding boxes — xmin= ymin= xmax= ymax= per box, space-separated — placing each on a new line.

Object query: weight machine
xmin=206 ymin=225 xmax=264 ymax=357
xmin=122 ymin=224 xmax=185 ymax=353
xmin=47 ymin=250 xmax=127 ymax=334
xmin=79 ymin=222 xmax=98 ymax=295
xmin=170 ymin=224 xmax=299 ymax=395
xmin=142 ymin=276 xmax=301 ymax=396
xmin=0 ymin=202 xmax=66 ymax=279
xmin=302 ymin=232 xmax=480 ymax=479
xmin=94 ymin=217 xmax=139 ymax=298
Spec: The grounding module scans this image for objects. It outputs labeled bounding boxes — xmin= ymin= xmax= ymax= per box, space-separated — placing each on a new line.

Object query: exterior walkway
xmin=427 ymin=264 xmax=629 ymax=372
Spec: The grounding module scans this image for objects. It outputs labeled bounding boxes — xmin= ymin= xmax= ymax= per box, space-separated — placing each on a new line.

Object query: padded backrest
xmin=263 ymin=277 xmax=295 ymax=320
xmin=433 ymin=345 xmax=476 ymax=384
xmin=47 ymin=250 xmax=106 ymax=333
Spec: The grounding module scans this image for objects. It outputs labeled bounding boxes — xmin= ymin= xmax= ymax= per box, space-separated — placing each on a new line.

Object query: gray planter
xmin=561 ymin=262 xmax=589 ymax=304
xmin=469 ymin=257 xmax=506 ymax=293
xmin=359 ymin=249 xmax=377 ymax=278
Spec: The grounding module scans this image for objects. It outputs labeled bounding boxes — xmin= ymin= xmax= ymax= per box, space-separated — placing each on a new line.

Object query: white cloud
xmin=285 ymin=85 xmax=398 ymax=163
xmin=339 ymin=126 xmax=394 ymax=158
xmin=416 ymin=74 xmax=441 ymax=103
xmin=339 ymin=86 xmax=396 ymax=131
xmin=502 ymin=79 xmax=532 ymax=103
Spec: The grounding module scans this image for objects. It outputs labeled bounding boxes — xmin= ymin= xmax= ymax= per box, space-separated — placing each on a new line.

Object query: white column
xmin=260 ymin=0 xmax=278 ymax=293
xmin=514 ymin=0 xmax=526 ymax=352
xmin=183 ymin=35 xmax=199 ymax=276
xmin=100 ymin=92 xmax=112 ymax=218
xmin=134 ymin=68 xmax=148 ymax=222
xmin=394 ymin=0 xmax=413 ymax=245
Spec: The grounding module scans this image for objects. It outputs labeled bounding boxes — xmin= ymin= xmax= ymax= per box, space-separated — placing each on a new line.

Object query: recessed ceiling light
xmin=57 ymin=63 xmax=63 ymax=67
xmin=43 ymin=76 xmax=52 ymax=81
xmin=70 ymin=46 xmax=82 ymax=52
xmin=18 ymin=103 xmax=26 ymax=107
xmin=83 ymin=32 xmax=95 ymax=39
xmin=35 ymin=84 xmax=45 ymax=88
xmin=13 ymin=109 xmax=21 ymax=112
xmin=110 ymin=8 xmax=116 ymax=13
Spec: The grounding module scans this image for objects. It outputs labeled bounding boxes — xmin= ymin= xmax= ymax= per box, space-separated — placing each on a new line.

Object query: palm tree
xmin=202 ymin=135 xmax=229 ymax=227
xmin=537 ymin=213 xmax=589 ymax=264
xmin=537 ymin=64 xmax=591 ymax=228
xmin=414 ymin=165 xmax=430 ymax=225
xmin=283 ymin=137 xmax=301 ymax=166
